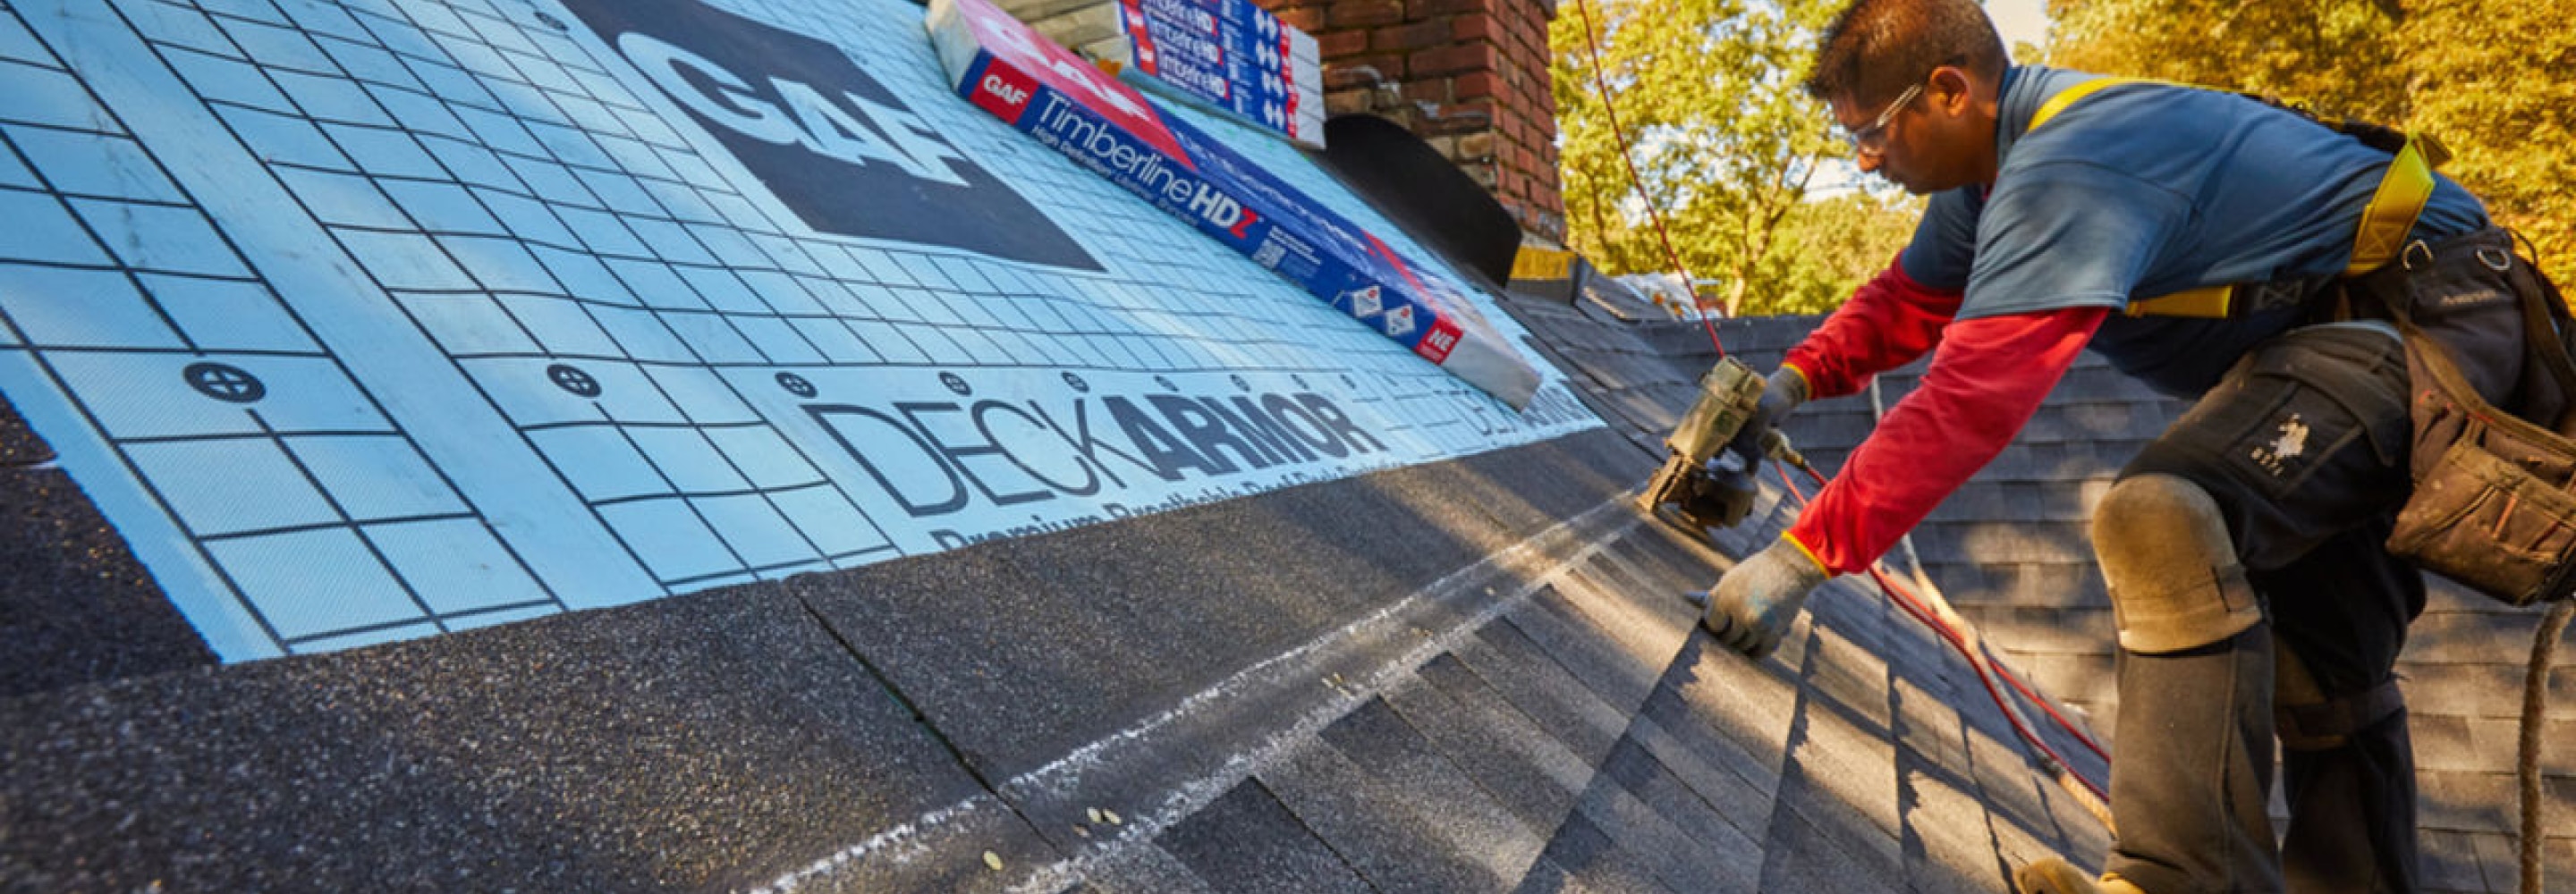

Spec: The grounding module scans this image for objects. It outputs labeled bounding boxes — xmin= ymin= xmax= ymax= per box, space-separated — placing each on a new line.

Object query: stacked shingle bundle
xmin=1000 ymin=0 xmax=1326 ymax=148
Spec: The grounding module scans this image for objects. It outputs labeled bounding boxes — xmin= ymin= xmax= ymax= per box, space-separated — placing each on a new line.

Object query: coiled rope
xmin=2520 ymin=600 xmax=2572 ymax=894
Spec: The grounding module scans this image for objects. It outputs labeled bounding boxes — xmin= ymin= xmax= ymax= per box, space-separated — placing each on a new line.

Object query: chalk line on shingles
xmin=748 ymin=494 xmax=1645 ymax=894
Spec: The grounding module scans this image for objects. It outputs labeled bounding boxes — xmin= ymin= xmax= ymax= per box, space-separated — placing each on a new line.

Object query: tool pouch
xmin=2369 ymin=230 xmax=2576 ymax=605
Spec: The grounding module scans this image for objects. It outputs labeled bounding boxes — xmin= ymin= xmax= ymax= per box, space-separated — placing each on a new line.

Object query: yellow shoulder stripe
xmin=2027 ymin=76 xmax=2151 ymax=131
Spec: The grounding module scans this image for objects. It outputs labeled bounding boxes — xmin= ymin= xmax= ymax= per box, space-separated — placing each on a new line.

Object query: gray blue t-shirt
xmin=1899 ymin=66 xmax=2489 ymax=395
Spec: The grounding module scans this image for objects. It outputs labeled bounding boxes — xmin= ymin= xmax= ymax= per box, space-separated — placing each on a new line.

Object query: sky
xmin=1988 ymin=0 xmax=2050 ymax=57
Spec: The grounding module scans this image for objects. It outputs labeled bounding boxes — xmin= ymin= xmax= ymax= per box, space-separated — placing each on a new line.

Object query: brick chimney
xmin=1257 ymin=0 xmax=1567 ymax=242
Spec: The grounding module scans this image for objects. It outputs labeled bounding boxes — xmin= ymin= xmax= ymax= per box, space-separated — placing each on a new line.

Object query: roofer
xmin=1697 ymin=1 xmax=2572 ymax=892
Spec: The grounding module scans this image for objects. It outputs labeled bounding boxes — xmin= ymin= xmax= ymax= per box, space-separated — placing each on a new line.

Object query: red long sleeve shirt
xmin=1777 ymin=260 xmax=2108 ymax=575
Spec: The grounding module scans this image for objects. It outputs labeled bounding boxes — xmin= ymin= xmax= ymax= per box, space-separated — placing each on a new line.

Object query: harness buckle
xmin=2401 ymin=239 xmax=2435 ymax=271
xmin=2477 ymin=246 xmax=2514 ymax=273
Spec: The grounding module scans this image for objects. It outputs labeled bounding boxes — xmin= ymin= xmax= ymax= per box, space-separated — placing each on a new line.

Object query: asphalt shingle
xmin=1153 ymin=781 xmax=1371 ymax=894
xmin=1449 ymin=617 xmax=1635 ymax=767
xmin=0 ymin=586 xmax=1052 ymax=893
xmin=1598 ymin=732 xmax=1767 ymax=869
xmin=1379 ymin=667 xmax=1593 ymax=833
xmin=1073 ymin=844 xmax=1225 ymax=894
xmin=0 ymin=422 xmax=214 ymax=696
xmin=1567 ymin=762 xmax=1764 ymax=894
xmin=1316 ymin=697 xmax=1552 ymax=885
xmin=1513 ymin=810 xmax=1676 ymax=894
xmin=1258 ymin=733 xmax=1532 ymax=894
xmin=1503 ymin=579 xmax=1680 ymax=716
xmin=1758 ymin=803 xmax=1907 ymax=894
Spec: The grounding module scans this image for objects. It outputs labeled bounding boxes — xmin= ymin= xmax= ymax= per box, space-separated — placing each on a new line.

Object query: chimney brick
xmin=1455 ymin=70 xmax=1500 ymax=99
xmin=1326 ymin=55 xmax=1407 ymax=84
xmin=1372 ymin=19 xmax=1453 ymax=52
xmin=1417 ymin=0 xmax=1490 ymax=17
xmin=1408 ymin=42 xmax=1496 ymax=77
xmin=1316 ymin=29 xmax=1369 ymax=58
xmin=1447 ymin=13 xmax=1496 ymax=42
xmin=1329 ymin=0 xmax=1405 ymax=29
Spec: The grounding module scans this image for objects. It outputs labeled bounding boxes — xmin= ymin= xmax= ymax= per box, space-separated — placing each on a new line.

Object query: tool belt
xmin=2352 ymin=230 xmax=2576 ymax=605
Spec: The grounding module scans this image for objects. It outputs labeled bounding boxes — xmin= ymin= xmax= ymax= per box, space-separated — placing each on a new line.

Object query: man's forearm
xmin=1787 ymin=306 xmax=2106 ymax=574
xmin=1783 ymin=257 xmax=1965 ymax=399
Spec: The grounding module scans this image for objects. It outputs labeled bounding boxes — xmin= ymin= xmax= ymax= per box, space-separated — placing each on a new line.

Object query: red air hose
xmin=1771 ymin=461 xmax=2114 ymax=807
xmin=1567 ymin=0 xmax=1725 ymax=355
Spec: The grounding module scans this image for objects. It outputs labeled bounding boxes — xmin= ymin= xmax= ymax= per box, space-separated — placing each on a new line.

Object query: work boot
xmin=2013 ymin=857 xmax=2149 ymax=894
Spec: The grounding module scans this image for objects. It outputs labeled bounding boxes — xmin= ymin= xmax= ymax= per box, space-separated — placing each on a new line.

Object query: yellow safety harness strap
xmin=2344 ymin=136 xmax=2438 ymax=275
xmin=2023 ymin=77 xmax=2438 ymax=318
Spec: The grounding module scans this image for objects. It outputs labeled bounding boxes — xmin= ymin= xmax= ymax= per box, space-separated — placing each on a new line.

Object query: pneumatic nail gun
xmin=1639 ymin=357 xmax=1798 ymax=533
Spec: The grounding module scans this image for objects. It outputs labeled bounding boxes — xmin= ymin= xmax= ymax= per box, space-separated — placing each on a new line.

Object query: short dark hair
xmin=1805 ymin=0 xmax=2009 ymax=106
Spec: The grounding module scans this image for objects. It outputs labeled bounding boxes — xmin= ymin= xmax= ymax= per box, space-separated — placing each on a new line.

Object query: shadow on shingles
xmin=0 ymin=398 xmax=216 ymax=697
xmin=1517 ymin=301 xmax=2574 ymax=888
xmin=1496 ymin=595 xmax=2114 ymax=894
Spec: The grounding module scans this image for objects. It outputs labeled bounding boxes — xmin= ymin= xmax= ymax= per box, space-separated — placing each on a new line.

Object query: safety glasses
xmin=1842 ymin=81 xmax=1923 ymax=157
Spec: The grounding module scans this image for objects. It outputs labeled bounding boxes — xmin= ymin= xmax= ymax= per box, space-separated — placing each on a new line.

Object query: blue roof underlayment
xmin=0 ymin=0 xmax=1595 ymax=661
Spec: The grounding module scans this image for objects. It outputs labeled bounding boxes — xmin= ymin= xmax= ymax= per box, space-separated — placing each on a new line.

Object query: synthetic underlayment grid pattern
xmin=0 ymin=0 xmax=1597 ymax=660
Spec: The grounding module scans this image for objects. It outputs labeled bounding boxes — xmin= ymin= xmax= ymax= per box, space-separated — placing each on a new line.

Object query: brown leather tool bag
xmin=2370 ymin=230 xmax=2576 ymax=605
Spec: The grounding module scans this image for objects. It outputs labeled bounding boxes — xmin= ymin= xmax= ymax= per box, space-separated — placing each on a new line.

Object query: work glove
xmin=1701 ymin=536 xmax=1831 ymax=660
xmin=1724 ymin=367 xmax=1809 ymax=468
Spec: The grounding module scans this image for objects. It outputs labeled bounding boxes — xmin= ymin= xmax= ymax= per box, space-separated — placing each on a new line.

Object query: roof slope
xmin=0 ymin=299 xmax=2123 ymax=893
xmin=8 ymin=196 xmax=2564 ymax=894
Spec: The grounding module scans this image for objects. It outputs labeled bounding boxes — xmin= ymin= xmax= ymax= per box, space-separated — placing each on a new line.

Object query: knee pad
xmin=2093 ymin=474 xmax=2264 ymax=654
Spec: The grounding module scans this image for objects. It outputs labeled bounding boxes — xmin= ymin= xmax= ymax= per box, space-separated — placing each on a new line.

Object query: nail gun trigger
xmin=1709 ymin=448 xmax=1750 ymax=474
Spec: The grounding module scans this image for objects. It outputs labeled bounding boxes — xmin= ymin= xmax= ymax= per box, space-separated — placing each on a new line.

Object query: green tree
xmin=1765 ymin=190 xmax=1925 ymax=314
xmin=2046 ymin=0 xmax=2575 ymax=284
xmin=1551 ymin=0 xmax=1906 ymax=316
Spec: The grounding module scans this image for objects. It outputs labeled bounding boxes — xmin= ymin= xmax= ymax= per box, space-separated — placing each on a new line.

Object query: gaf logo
xmin=619 ymin=33 xmax=969 ymax=187
xmin=564 ymin=0 xmax=1100 ymax=270
xmin=980 ymin=73 xmax=1030 ymax=109
xmin=968 ymin=61 xmax=1041 ymax=121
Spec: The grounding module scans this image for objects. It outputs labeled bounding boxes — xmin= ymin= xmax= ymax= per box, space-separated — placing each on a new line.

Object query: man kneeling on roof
xmin=1697 ymin=0 xmax=2566 ymax=891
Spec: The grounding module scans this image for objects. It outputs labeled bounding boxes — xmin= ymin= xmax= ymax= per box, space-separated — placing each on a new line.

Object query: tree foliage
xmin=2048 ymin=0 xmax=2409 ymax=122
xmin=2047 ymin=0 xmax=2575 ymax=285
xmin=2397 ymin=0 xmax=2576 ymax=285
xmin=1548 ymin=0 xmax=1913 ymax=316
xmin=1767 ymin=190 xmax=1923 ymax=313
